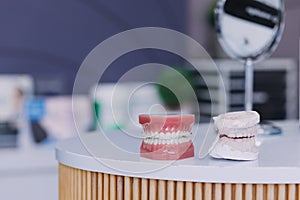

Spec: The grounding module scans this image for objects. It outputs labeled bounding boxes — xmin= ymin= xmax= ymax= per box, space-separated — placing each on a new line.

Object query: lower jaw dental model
xmin=209 ymin=111 xmax=260 ymax=161
xmin=139 ymin=114 xmax=195 ymax=160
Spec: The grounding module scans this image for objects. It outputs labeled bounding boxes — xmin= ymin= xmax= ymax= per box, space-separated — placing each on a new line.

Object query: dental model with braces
xmin=209 ymin=111 xmax=260 ymax=161
xmin=139 ymin=114 xmax=195 ymax=160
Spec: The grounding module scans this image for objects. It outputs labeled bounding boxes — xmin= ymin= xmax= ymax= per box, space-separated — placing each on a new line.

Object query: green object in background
xmin=157 ymin=85 xmax=179 ymax=108
xmin=157 ymin=67 xmax=196 ymax=109
xmin=90 ymin=100 xmax=101 ymax=131
xmin=90 ymin=100 xmax=124 ymax=131
xmin=207 ymin=0 xmax=217 ymax=27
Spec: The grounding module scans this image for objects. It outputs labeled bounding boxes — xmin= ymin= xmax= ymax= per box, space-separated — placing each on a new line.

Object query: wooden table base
xmin=59 ymin=164 xmax=300 ymax=200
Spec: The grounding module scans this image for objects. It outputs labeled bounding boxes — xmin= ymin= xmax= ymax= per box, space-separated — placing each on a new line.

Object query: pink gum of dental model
xmin=139 ymin=114 xmax=195 ymax=160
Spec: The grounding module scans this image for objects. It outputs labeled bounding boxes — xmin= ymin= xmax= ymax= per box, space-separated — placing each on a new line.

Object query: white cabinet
xmin=0 ymin=147 xmax=58 ymax=200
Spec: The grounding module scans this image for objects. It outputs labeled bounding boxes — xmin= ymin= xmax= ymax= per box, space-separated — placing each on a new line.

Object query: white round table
xmin=56 ymin=121 xmax=300 ymax=200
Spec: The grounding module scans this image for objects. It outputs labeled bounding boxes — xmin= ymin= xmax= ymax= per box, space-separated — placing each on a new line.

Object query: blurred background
xmin=0 ymin=0 xmax=299 ymax=199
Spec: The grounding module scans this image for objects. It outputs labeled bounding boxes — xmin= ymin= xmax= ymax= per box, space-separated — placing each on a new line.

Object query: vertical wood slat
xmin=76 ymin=169 xmax=82 ymax=200
xmin=224 ymin=184 xmax=231 ymax=200
xmin=69 ymin=166 xmax=72 ymax=200
xmin=59 ymin=165 xmax=63 ymax=200
xmin=133 ymin=177 xmax=140 ymax=200
xmin=103 ymin=173 xmax=109 ymax=200
xmin=110 ymin=175 xmax=116 ymax=200
xmin=92 ymin=172 xmax=97 ymax=200
xmin=58 ymin=164 xmax=300 ymax=200
xmin=245 ymin=184 xmax=253 ymax=200
xmin=63 ymin=164 xmax=66 ymax=200
xmin=97 ymin=173 xmax=103 ymax=200
xmin=82 ymin=170 xmax=86 ymax=200
xmin=278 ymin=184 xmax=286 ymax=200
xmin=288 ymin=184 xmax=296 ymax=200
xmin=117 ymin=176 xmax=124 ymax=200
xmin=124 ymin=176 xmax=132 ymax=200
xmin=73 ymin=169 xmax=79 ymax=200
xmin=256 ymin=184 xmax=264 ymax=200
xmin=67 ymin=166 xmax=70 ymax=200
xmin=87 ymin=171 xmax=92 ymax=200
xmin=176 ymin=181 xmax=184 ymax=200
xmin=141 ymin=178 xmax=148 ymax=200
xmin=214 ymin=183 xmax=222 ymax=200
xmin=235 ymin=184 xmax=243 ymax=200
xmin=185 ymin=182 xmax=193 ymax=200
xmin=204 ymin=183 xmax=212 ymax=200
xmin=158 ymin=180 xmax=166 ymax=200
xmin=297 ymin=184 xmax=300 ymax=200
xmin=194 ymin=182 xmax=202 ymax=200
xmin=167 ymin=181 xmax=175 ymax=200
xmin=149 ymin=179 xmax=157 ymax=200
xmin=267 ymin=184 xmax=275 ymax=199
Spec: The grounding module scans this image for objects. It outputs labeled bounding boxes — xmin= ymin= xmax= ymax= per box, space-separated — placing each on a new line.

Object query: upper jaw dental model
xmin=139 ymin=114 xmax=195 ymax=160
xmin=209 ymin=111 xmax=260 ymax=161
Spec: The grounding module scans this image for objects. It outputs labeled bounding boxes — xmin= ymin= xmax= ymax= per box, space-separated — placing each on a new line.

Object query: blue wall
xmin=0 ymin=0 xmax=186 ymax=94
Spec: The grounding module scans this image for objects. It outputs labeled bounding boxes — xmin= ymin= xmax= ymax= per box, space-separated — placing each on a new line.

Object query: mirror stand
xmin=245 ymin=59 xmax=254 ymax=111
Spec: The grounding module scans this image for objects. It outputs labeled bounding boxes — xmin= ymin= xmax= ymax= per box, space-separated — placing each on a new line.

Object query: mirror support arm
xmin=244 ymin=59 xmax=254 ymax=111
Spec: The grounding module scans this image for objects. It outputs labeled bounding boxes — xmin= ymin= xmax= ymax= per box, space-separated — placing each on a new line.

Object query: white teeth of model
xmin=143 ymin=130 xmax=195 ymax=145
xmin=149 ymin=132 xmax=153 ymax=137
xmin=166 ymin=132 xmax=171 ymax=139
xmin=180 ymin=132 xmax=184 ymax=137
xmin=170 ymin=133 xmax=174 ymax=139
xmin=158 ymin=133 xmax=164 ymax=140
xmin=178 ymin=132 xmax=182 ymax=137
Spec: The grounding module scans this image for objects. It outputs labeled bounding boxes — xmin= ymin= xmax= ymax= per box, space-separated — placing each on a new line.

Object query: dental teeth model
xmin=209 ymin=111 xmax=260 ymax=161
xmin=139 ymin=114 xmax=195 ymax=160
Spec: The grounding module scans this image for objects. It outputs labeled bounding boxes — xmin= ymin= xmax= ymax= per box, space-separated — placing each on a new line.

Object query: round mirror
xmin=215 ymin=0 xmax=284 ymax=63
xmin=215 ymin=0 xmax=284 ymax=110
